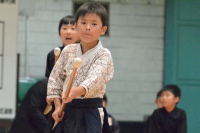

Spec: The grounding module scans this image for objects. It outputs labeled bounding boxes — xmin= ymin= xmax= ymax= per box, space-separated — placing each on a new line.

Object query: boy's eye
xmin=92 ymin=23 xmax=97 ymax=25
xmin=71 ymin=28 xmax=75 ymax=30
xmin=81 ymin=22 xmax=86 ymax=24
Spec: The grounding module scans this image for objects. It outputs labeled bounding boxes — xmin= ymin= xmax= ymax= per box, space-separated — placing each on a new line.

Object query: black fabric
xmin=45 ymin=46 xmax=64 ymax=78
xmin=119 ymin=121 xmax=146 ymax=133
xmin=9 ymin=78 xmax=50 ymax=133
xmin=45 ymin=98 xmax=112 ymax=133
xmin=102 ymin=108 xmax=113 ymax=133
xmin=144 ymin=107 xmax=187 ymax=133
xmin=107 ymin=114 xmax=120 ymax=133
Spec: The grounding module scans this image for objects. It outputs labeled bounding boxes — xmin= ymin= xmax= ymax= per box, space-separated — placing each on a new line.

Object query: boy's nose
xmin=86 ymin=24 xmax=91 ymax=31
xmin=66 ymin=29 xmax=72 ymax=34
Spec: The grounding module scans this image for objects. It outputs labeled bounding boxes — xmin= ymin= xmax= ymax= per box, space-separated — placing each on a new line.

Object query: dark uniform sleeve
xmin=144 ymin=109 xmax=163 ymax=133
xmin=144 ymin=115 xmax=156 ymax=133
xmin=143 ymin=116 xmax=151 ymax=133
xmin=27 ymin=78 xmax=49 ymax=132
xmin=45 ymin=50 xmax=55 ymax=78
xmin=176 ymin=110 xmax=187 ymax=133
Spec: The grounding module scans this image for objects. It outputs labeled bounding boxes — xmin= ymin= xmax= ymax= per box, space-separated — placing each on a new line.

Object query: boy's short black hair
xmin=75 ymin=2 xmax=108 ymax=27
xmin=103 ymin=93 xmax=107 ymax=103
xmin=58 ymin=15 xmax=75 ymax=35
xmin=156 ymin=90 xmax=162 ymax=99
xmin=161 ymin=85 xmax=181 ymax=98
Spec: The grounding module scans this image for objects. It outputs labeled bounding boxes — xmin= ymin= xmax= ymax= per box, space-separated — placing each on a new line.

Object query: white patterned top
xmin=47 ymin=40 xmax=114 ymax=99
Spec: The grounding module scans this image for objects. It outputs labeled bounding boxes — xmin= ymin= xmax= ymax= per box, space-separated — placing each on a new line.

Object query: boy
xmin=103 ymin=94 xmax=120 ymax=133
xmin=144 ymin=85 xmax=187 ymax=133
xmin=46 ymin=2 xmax=114 ymax=133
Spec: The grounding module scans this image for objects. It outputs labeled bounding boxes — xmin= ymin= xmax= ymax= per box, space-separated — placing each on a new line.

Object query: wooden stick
xmin=43 ymin=47 xmax=61 ymax=115
xmin=52 ymin=58 xmax=82 ymax=129
xmin=54 ymin=47 xmax=61 ymax=65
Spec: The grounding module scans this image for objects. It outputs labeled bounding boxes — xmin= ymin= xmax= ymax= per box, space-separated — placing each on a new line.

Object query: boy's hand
xmin=62 ymin=92 xmax=75 ymax=103
xmin=46 ymin=98 xmax=53 ymax=104
xmin=62 ymin=91 xmax=65 ymax=98
xmin=52 ymin=109 xmax=62 ymax=122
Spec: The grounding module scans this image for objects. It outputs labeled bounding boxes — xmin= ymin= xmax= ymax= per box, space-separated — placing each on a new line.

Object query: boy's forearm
xmin=54 ymin=98 xmax=61 ymax=110
xmin=70 ymin=86 xmax=86 ymax=98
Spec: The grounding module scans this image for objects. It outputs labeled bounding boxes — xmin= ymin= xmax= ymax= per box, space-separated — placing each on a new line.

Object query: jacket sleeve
xmin=143 ymin=110 xmax=160 ymax=133
xmin=28 ymin=79 xmax=48 ymax=132
xmin=81 ymin=50 xmax=114 ymax=98
xmin=47 ymin=47 xmax=67 ymax=99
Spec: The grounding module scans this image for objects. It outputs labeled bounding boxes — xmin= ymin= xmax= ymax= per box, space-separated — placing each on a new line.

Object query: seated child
xmin=144 ymin=85 xmax=187 ymax=133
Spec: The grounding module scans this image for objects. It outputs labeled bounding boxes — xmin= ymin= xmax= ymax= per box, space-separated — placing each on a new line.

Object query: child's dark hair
xmin=161 ymin=85 xmax=181 ymax=98
xmin=156 ymin=90 xmax=162 ymax=99
xmin=103 ymin=93 xmax=107 ymax=103
xmin=75 ymin=2 xmax=108 ymax=27
xmin=58 ymin=15 xmax=75 ymax=35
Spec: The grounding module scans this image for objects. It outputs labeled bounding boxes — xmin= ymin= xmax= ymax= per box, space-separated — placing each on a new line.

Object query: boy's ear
xmin=101 ymin=26 xmax=107 ymax=35
xmin=175 ymin=97 xmax=180 ymax=103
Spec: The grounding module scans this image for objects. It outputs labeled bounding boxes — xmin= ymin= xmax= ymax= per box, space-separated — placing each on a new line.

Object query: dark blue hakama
xmin=44 ymin=98 xmax=112 ymax=133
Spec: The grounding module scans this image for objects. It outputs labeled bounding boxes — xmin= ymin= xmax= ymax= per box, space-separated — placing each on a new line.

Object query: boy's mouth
xmin=162 ymin=101 xmax=167 ymax=104
xmin=66 ymin=37 xmax=72 ymax=40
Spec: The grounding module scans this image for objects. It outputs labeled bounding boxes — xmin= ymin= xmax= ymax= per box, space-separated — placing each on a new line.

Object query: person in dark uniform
xmin=9 ymin=15 xmax=79 ymax=133
xmin=103 ymin=94 xmax=120 ymax=133
xmin=45 ymin=15 xmax=79 ymax=78
xmin=9 ymin=78 xmax=49 ymax=133
xmin=144 ymin=85 xmax=187 ymax=133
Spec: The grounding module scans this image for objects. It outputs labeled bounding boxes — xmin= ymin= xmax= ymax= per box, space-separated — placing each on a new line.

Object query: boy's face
xmin=59 ymin=24 xmax=79 ymax=46
xmin=161 ymin=90 xmax=180 ymax=108
xmin=76 ymin=13 xmax=107 ymax=45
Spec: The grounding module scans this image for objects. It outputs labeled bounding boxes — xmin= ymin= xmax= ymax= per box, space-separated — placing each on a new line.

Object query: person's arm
xmin=47 ymin=47 xmax=70 ymax=122
xmin=51 ymin=98 xmax=62 ymax=122
xmin=28 ymin=79 xmax=49 ymax=132
xmin=144 ymin=110 xmax=161 ymax=133
xmin=62 ymin=86 xmax=86 ymax=103
xmin=80 ymin=50 xmax=114 ymax=98
xmin=143 ymin=116 xmax=151 ymax=133
xmin=176 ymin=111 xmax=187 ymax=133
xmin=47 ymin=47 xmax=67 ymax=99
